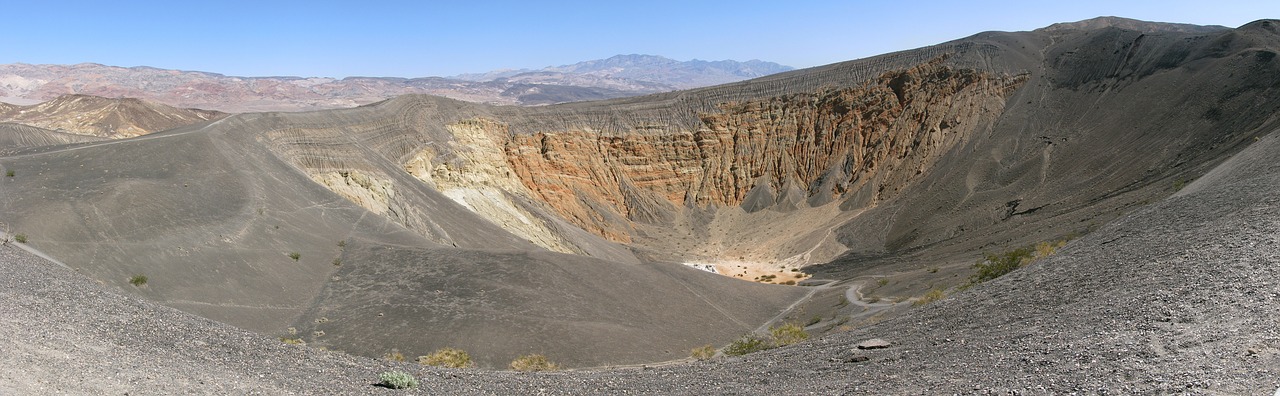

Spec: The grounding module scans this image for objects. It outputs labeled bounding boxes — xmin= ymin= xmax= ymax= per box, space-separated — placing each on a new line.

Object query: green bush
xmin=378 ymin=371 xmax=418 ymax=389
xmin=14 ymin=234 xmax=27 ymax=243
xmin=723 ymin=334 xmax=772 ymax=356
xmin=769 ymin=323 xmax=810 ymax=346
xmin=129 ymin=275 xmax=148 ymax=286
xmin=970 ymin=239 xmax=1069 ymax=285
xmin=690 ymin=344 xmax=715 ymax=360
xmin=509 ymin=354 xmax=558 ymax=372
xmin=5 ymin=170 xmax=13 ymax=177
xmin=418 ymin=347 xmax=475 ymax=368
xmin=970 ymin=247 xmax=1033 ymax=283
xmin=288 ymin=252 xmax=300 ymax=261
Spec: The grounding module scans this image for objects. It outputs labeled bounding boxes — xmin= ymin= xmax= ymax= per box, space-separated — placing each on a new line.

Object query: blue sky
xmin=1 ymin=0 xmax=1277 ymax=78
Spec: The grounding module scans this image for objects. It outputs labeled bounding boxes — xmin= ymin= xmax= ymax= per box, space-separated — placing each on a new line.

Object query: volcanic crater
xmin=2 ymin=17 xmax=1280 ymax=394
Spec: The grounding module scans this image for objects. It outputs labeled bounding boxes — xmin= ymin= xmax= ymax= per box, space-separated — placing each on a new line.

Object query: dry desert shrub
xmin=418 ymin=347 xmax=476 ymax=368
xmin=723 ymin=334 xmax=772 ymax=356
xmin=769 ymin=323 xmax=810 ymax=346
xmin=509 ymin=354 xmax=558 ymax=372
xmin=690 ymin=344 xmax=716 ymax=360
xmin=913 ymin=288 xmax=945 ymax=306
xmin=383 ymin=349 xmax=406 ymax=362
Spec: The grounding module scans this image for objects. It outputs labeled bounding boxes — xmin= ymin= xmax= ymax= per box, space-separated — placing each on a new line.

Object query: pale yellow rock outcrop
xmin=402 ymin=119 xmax=576 ymax=254
xmin=311 ymin=170 xmax=394 ymax=215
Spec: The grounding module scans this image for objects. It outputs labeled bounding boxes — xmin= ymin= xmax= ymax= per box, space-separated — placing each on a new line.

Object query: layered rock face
xmin=487 ymin=60 xmax=1026 ymax=262
xmin=327 ymin=59 xmax=1028 ymax=266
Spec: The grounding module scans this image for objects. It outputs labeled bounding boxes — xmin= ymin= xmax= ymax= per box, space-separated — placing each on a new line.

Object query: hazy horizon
xmin=1 ymin=0 xmax=1277 ymax=79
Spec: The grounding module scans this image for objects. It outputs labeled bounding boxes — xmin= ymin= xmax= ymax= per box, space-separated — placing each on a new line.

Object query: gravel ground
xmin=4 ymin=141 xmax=1280 ymax=394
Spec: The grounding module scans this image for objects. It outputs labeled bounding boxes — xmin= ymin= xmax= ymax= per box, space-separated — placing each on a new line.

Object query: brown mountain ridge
xmin=0 ymin=94 xmax=225 ymax=138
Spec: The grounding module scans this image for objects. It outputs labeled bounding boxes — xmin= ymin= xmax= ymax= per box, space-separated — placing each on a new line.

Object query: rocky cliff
xmin=498 ymin=60 xmax=1026 ymax=248
xmin=192 ymin=77 xmax=978 ymax=282
xmin=318 ymin=57 xmax=1027 ymax=276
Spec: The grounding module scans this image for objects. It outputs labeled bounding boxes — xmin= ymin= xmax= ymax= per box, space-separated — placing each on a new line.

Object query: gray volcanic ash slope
xmin=0 ymin=106 xmax=804 ymax=368
xmin=2 ymin=16 xmax=1280 ymax=393
xmin=0 ymin=123 xmax=106 ymax=148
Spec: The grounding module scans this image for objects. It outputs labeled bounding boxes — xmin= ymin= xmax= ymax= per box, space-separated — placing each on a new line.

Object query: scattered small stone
xmin=857 ymin=338 xmax=892 ymax=350
xmin=845 ymin=356 xmax=870 ymax=363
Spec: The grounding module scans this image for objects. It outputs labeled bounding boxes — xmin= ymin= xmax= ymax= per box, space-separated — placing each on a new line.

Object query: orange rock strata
xmin=501 ymin=60 xmax=1028 ymax=244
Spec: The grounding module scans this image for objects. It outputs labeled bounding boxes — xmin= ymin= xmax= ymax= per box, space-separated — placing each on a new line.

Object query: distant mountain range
xmin=453 ymin=54 xmax=793 ymax=89
xmin=0 ymin=55 xmax=792 ymax=113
